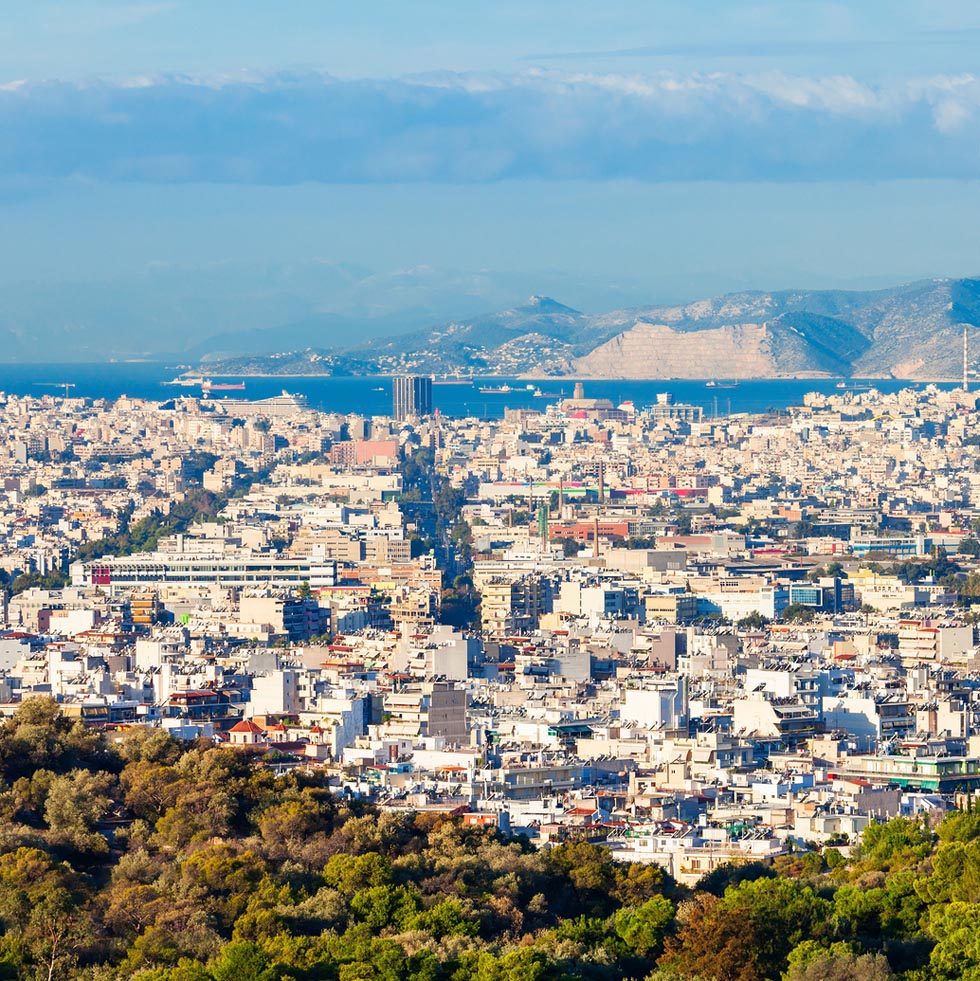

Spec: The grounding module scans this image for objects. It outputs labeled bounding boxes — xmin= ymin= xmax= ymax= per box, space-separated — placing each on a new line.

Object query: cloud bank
xmin=1 ymin=68 xmax=979 ymax=183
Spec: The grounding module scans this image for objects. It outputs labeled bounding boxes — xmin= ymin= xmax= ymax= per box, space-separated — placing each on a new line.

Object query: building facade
xmin=392 ymin=376 xmax=433 ymax=420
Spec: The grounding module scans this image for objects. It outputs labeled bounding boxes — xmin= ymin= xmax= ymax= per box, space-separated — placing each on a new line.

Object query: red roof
xmin=229 ymin=719 xmax=265 ymax=734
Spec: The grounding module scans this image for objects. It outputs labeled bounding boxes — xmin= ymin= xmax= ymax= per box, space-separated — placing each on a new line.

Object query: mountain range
xmin=0 ymin=261 xmax=672 ymax=363
xmin=203 ymin=277 xmax=980 ymax=380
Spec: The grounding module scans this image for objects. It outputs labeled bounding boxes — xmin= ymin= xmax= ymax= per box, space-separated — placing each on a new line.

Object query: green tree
xmin=737 ymin=610 xmax=770 ymax=630
xmin=20 ymin=888 xmax=92 ymax=981
xmin=785 ymin=943 xmax=895 ymax=981
xmin=782 ymin=603 xmax=817 ymax=623
xmin=926 ymin=901 xmax=980 ymax=980
xmin=210 ymin=940 xmax=277 ymax=981
xmin=614 ymin=895 xmax=674 ymax=956
xmin=696 ymin=861 xmax=775 ymax=897
xmin=551 ymin=537 xmax=581 ymax=558
xmin=323 ymin=853 xmax=392 ymax=895
xmin=43 ymin=769 xmax=114 ymax=855
xmin=0 ymin=697 xmax=113 ymax=781
xmin=938 ymin=809 xmax=980 ymax=844
xmin=917 ymin=839 xmax=980 ymax=906
xmin=853 ymin=816 xmax=934 ymax=873
xmin=660 ymin=877 xmax=832 ymax=981
xmin=348 ymin=884 xmax=421 ymax=932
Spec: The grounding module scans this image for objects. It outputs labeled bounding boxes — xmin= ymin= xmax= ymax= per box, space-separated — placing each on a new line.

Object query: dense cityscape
xmin=0 ymin=377 xmax=979 ymax=976
xmin=9 ymin=2 xmax=980 ymax=976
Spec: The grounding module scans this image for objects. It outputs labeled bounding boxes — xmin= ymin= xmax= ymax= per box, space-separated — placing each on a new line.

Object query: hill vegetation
xmin=0 ymin=698 xmax=978 ymax=980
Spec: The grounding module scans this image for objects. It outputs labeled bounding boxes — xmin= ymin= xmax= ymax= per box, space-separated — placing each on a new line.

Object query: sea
xmin=0 ymin=363 xmax=958 ymax=420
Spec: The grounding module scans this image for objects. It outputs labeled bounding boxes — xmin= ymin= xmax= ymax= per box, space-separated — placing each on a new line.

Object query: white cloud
xmin=0 ymin=68 xmax=978 ymax=184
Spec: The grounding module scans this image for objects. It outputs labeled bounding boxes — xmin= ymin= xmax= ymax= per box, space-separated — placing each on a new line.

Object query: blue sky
xmin=3 ymin=1 xmax=980 ymax=332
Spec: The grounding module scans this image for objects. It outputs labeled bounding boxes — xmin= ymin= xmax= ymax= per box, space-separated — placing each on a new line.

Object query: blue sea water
xmin=0 ymin=363 xmax=955 ymax=419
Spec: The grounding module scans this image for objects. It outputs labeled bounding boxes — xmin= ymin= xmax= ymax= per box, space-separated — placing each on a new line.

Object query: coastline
xmin=196 ymin=371 xmax=950 ymax=383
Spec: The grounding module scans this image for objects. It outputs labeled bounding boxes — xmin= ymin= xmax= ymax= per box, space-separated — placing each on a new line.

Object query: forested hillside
xmin=0 ymin=697 xmax=978 ymax=981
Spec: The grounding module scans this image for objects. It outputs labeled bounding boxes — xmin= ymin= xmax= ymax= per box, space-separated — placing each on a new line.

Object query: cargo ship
xmin=201 ymin=380 xmax=246 ymax=392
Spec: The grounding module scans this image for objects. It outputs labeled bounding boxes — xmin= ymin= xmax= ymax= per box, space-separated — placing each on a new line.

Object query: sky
xmin=3 ymin=1 xmax=980 ymax=340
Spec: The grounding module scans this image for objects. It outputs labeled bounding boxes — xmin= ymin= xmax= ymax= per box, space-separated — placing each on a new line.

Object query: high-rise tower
xmin=392 ymin=376 xmax=433 ymax=420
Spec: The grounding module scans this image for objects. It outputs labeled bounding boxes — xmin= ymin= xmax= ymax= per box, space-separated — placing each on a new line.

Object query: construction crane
xmin=33 ymin=382 xmax=76 ymax=398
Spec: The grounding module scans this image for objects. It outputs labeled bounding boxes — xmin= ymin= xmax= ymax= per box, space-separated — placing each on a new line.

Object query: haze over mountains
xmin=3 ymin=269 xmax=979 ymax=379
xmin=207 ymin=277 xmax=980 ymax=380
xmin=0 ymin=261 xmax=691 ymax=364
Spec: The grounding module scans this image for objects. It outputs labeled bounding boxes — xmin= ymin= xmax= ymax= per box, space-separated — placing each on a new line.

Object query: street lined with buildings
xmin=3 ymin=379 xmax=980 ymax=869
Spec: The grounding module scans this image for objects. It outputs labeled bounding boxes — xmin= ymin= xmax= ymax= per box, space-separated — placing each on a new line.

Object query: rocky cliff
xmin=204 ymin=277 xmax=980 ymax=379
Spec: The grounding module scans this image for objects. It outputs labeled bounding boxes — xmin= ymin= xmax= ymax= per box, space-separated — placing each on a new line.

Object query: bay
xmin=0 ymin=363 xmax=956 ymax=419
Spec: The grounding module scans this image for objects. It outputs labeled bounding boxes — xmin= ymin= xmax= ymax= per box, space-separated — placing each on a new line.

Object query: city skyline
xmin=5 ymin=8 xmax=980 ymax=978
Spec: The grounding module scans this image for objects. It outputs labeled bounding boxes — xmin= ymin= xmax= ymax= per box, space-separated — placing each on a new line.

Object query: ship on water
xmin=202 ymin=380 xmax=246 ymax=391
xmin=165 ymin=375 xmax=245 ymax=392
xmin=478 ymin=383 xmax=536 ymax=395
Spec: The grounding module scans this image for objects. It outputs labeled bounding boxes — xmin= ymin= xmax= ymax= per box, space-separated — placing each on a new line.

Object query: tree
xmin=937 ymin=809 xmax=980 ymax=844
xmin=551 ymin=537 xmax=580 ymax=558
xmin=658 ymin=893 xmax=750 ymax=981
xmin=791 ymin=519 xmax=814 ymax=539
xmin=0 ymin=697 xmax=113 ymax=781
xmin=696 ymin=861 xmax=775 ymax=897
xmin=348 ymin=884 xmax=421 ymax=932
xmin=43 ymin=769 xmax=114 ymax=855
xmin=627 ymin=536 xmax=658 ymax=549
xmin=853 ymin=816 xmax=934 ymax=873
xmin=917 ymin=839 xmax=980 ymax=906
xmin=782 ymin=603 xmax=817 ymax=624
xmin=323 ymin=853 xmax=392 ymax=895
xmin=612 ymin=861 xmax=671 ymax=906
xmin=660 ymin=877 xmax=832 ymax=981
xmin=737 ymin=611 xmax=770 ymax=630
xmin=674 ymin=512 xmax=693 ymax=535
xmin=21 ymin=888 xmax=92 ymax=981
xmin=210 ymin=940 xmax=277 ymax=981
xmin=614 ymin=895 xmax=674 ymax=956
xmin=809 ymin=561 xmax=845 ymax=583
xmin=926 ymin=901 xmax=980 ymax=980
xmin=117 ymin=726 xmax=183 ymax=766
xmin=10 ymin=569 xmax=70 ymax=594
xmin=547 ymin=840 xmax=618 ymax=916
xmin=833 ymin=871 xmax=925 ymax=942
xmin=785 ymin=944 xmax=895 ymax=981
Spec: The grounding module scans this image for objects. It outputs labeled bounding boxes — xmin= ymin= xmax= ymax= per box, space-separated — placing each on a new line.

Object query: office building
xmin=392 ymin=376 xmax=432 ymax=420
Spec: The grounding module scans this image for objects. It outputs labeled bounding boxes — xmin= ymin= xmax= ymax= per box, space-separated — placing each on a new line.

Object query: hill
xmin=203 ymin=277 xmax=980 ymax=379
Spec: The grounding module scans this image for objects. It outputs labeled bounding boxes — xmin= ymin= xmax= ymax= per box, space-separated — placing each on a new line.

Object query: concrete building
xmin=392 ymin=376 xmax=433 ymax=420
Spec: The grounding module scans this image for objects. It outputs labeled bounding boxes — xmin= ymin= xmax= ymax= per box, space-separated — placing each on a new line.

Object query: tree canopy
xmin=0 ymin=698 xmax=975 ymax=981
